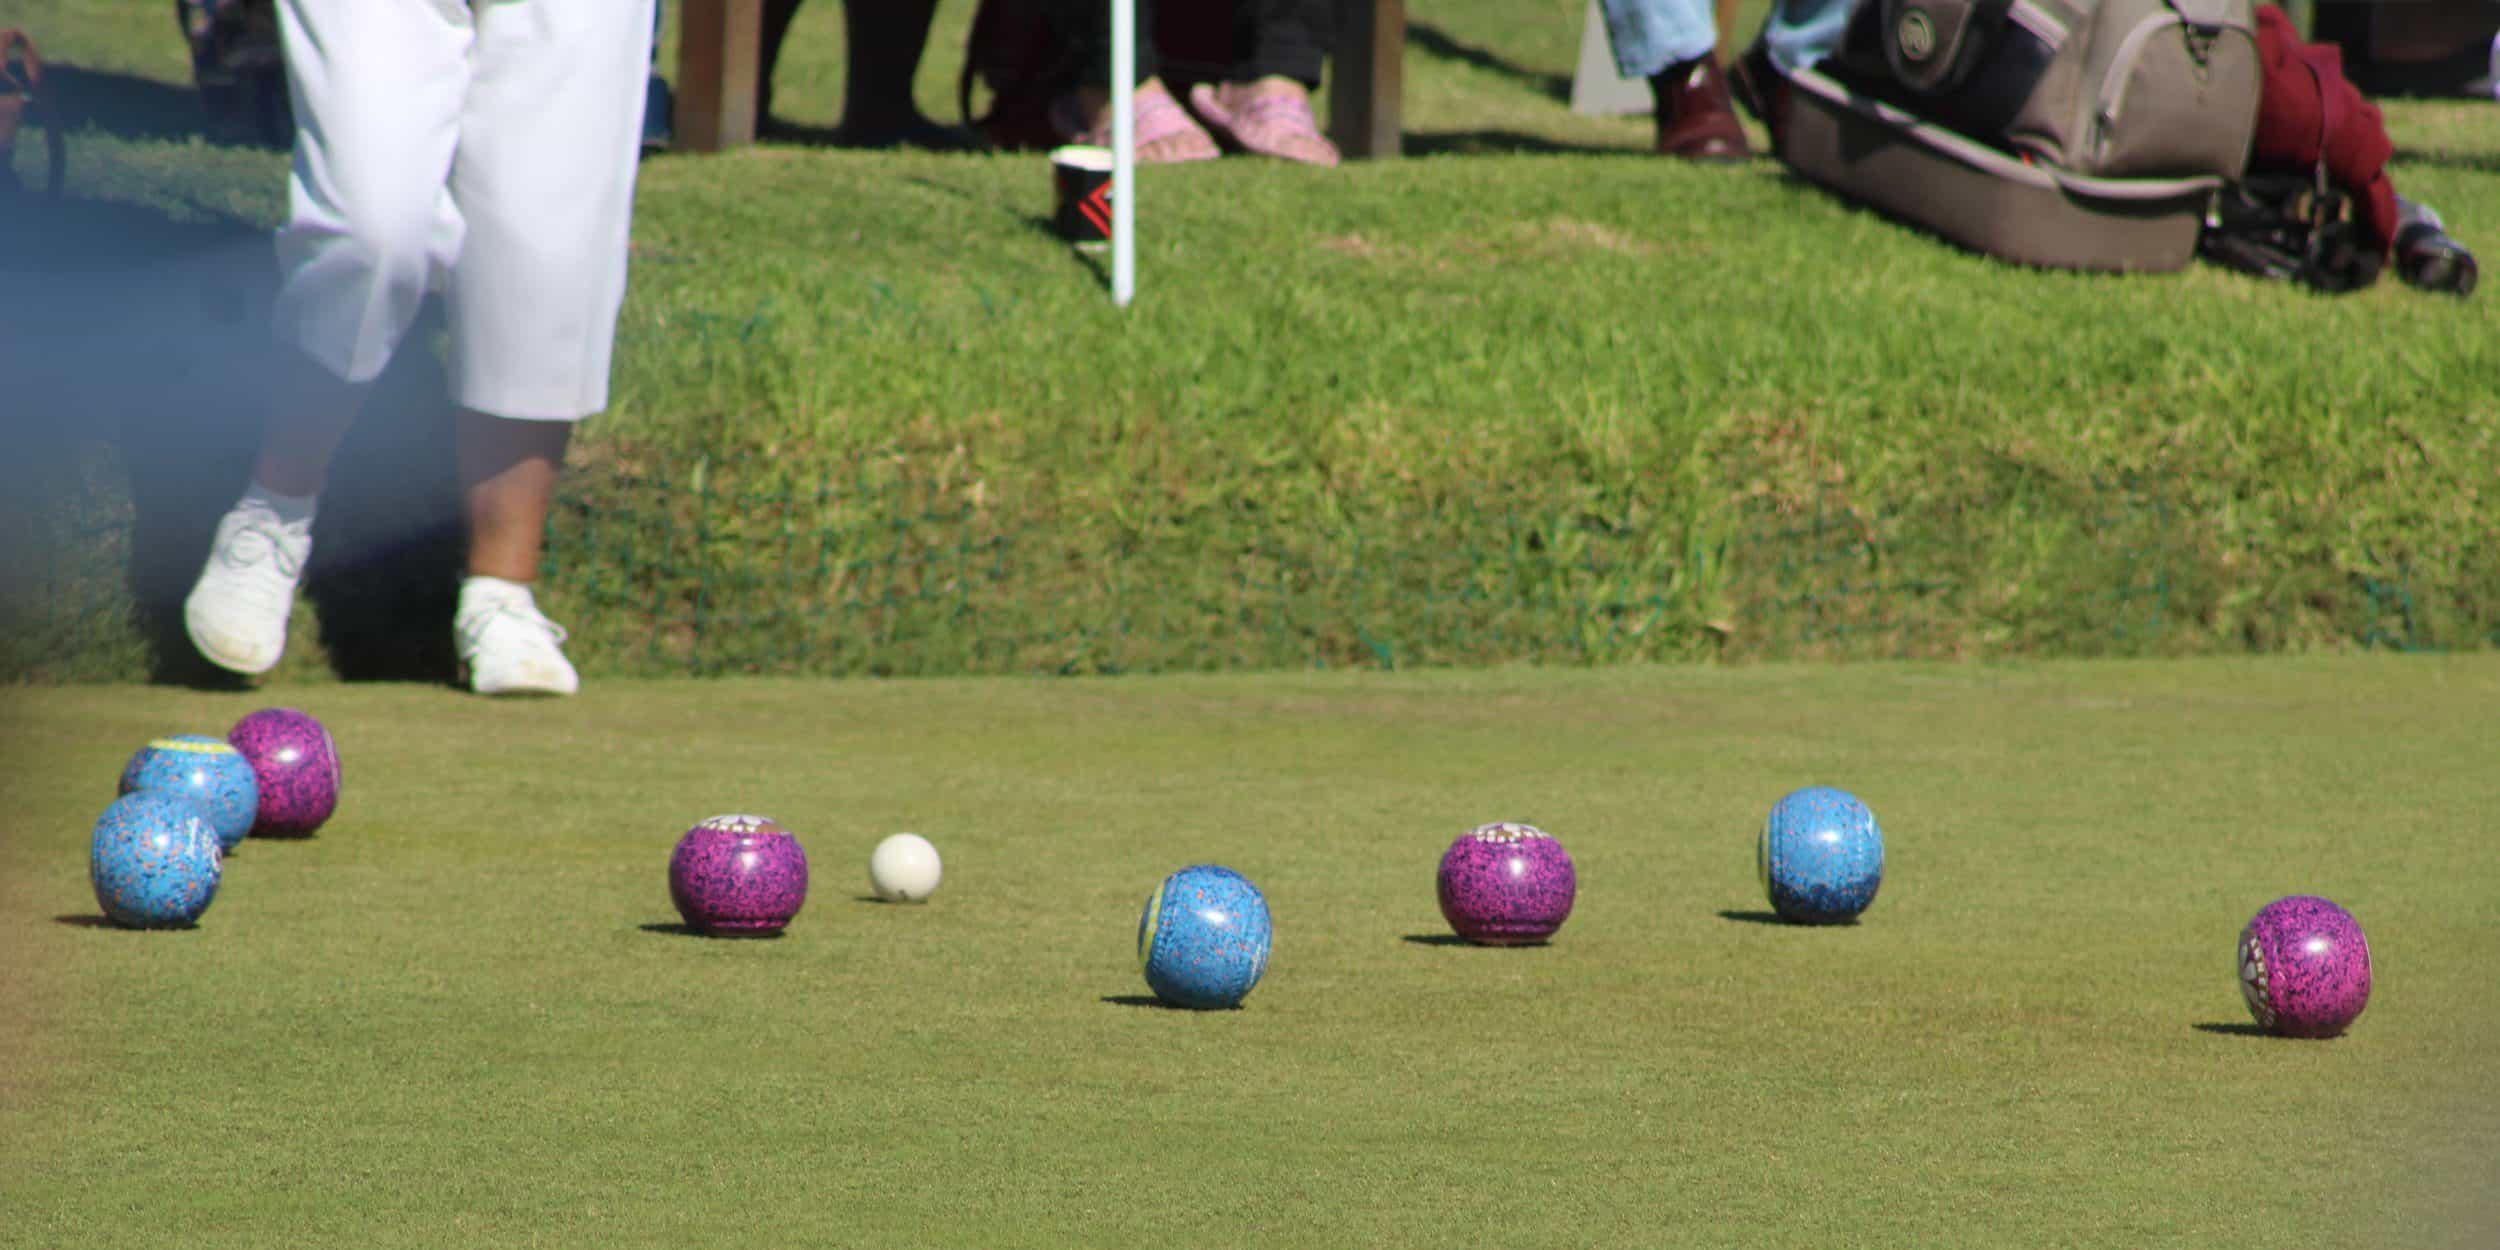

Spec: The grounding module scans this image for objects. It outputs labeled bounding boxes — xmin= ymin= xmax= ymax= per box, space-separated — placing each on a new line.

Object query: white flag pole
xmin=1110 ymin=0 xmax=1136 ymax=307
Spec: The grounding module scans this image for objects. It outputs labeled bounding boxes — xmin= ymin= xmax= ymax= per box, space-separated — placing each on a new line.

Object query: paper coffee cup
xmin=1049 ymin=145 xmax=1115 ymax=249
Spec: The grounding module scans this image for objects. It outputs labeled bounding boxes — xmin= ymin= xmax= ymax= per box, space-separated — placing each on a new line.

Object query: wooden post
xmin=1330 ymin=0 xmax=1405 ymax=160
xmin=676 ymin=0 xmax=763 ymax=153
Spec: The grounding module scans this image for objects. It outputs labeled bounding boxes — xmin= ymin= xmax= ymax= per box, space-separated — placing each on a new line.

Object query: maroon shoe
xmin=1651 ymin=54 xmax=1752 ymax=162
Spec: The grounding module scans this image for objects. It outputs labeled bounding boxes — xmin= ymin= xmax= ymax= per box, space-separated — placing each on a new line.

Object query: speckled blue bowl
xmin=1138 ymin=865 xmax=1272 ymax=1009
xmin=120 ymin=734 xmax=259 ymax=854
xmin=1759 ymin=786 xmax=1883 ymax=924
xmin=91 ymin=791 xmax=224 ymax=928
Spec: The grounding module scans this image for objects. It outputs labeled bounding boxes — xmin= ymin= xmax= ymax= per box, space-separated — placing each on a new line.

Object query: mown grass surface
xmin=3 ymin=1 xmax=2497 ymax=683
xmin=2 ymin=657 xmax=2497 ymax=1247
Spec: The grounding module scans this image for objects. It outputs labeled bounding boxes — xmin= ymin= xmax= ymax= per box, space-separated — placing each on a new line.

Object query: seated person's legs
xmin=1599 ymin=0 xmax=1749 ymax=160
xmin=1050 ymin=0 xmax=1221 ymax=163
xmin=755 ymin=0 xmax=970 ymax=147
xmin=1187 ymin=0 xmax=1340 ymax=166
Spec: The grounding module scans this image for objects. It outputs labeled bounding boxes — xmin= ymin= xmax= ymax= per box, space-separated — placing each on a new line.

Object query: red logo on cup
xmin=1078 ymin=181 xmax=1113 ymax=238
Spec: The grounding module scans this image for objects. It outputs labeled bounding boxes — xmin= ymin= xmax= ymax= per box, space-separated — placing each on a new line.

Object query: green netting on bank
xmin=7 ymin=448 xmax=2492 ymax=684
xmin=530 ymin=459 xmax=2474 ymax=678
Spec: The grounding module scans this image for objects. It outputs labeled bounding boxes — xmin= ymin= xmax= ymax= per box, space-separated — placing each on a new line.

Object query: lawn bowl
xmin=1436 ymin=822 xmax=1577 ymax=945
xmin=1759 ymin=786 xmax=1883 ymax=924
xmin=1138 ymin=865 xmax=1272 ymax=1009
xmin=119 ymin=734 xmax=259 ymax=854
xmin=91 ymin=791 xmax=224 ymax=928
xmin=669 ymin=814 xmax=810 ymax=936
xmin=2239 ymin=895 xmax=2372 ymax=1038
xmin=227 ymin=708 xmax=341 ymax=838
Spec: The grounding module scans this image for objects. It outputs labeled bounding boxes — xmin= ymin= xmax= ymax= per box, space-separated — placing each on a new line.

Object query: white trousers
xmin=273 ymin=0 xmax=654 ymax=421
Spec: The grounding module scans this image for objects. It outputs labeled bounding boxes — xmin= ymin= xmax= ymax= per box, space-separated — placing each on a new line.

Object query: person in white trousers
xmin=184 ymin=0 xmax=654 ymax=696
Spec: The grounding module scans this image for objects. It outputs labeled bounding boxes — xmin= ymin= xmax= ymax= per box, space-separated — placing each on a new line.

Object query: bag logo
xmin=1896 ymin=8 xmax=1937 ymax=60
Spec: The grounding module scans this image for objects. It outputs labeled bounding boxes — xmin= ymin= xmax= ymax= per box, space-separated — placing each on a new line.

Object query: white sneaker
xmin=183 ymin=500 xmax=312 ymax=675
xmin=456 ymin=591 xmax=580 ymax=697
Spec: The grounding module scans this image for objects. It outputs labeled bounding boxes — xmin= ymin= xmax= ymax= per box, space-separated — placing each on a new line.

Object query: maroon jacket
xmin=2250 ymin=4 xmax=2400 ymax=256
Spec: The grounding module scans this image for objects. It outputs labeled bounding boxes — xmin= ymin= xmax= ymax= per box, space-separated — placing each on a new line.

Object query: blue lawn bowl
xmin=120 ymin=734 xmax=259 ymax=854
xmin=1759 ymin=786 xmax=1884 ymax=924
xmin=91 ymin=791 xmax=224 ymax=929
xmin=1138 ymin=865 xmax=1273 ymax=1010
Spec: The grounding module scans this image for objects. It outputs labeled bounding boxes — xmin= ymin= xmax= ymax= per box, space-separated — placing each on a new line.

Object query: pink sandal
xmin=1188 ymin=83 xmax=1341 ymax=168
xmin=1049 ymin=88 xmax=1219 ymax=164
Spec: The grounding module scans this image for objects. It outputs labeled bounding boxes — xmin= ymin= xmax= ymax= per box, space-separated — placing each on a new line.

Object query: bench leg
xmin=1331 ymin=0 xmax=1405 ymax=160
xmin=676 ymin=0 xmax=762 ymax=152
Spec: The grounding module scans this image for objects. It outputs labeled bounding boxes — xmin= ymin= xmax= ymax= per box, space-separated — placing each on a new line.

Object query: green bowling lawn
xmin=5 ymin=656 xmax=2495 ymax=1247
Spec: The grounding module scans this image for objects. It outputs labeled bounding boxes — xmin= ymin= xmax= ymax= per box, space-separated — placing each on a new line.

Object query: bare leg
xmin=455 ymin=409 xmax=571 ymax=583
xmin=249 ymin=350 xmax=365 ymax=497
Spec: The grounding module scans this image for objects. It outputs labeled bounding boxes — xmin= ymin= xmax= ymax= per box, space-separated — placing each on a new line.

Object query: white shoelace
xmin=459 ymin=600 xmax=570 ymax=653
xmin=217 ymin=516 xmax=307 ymax=581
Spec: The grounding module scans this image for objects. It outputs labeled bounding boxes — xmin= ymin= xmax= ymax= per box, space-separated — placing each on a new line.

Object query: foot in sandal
xmin=1188 ymin=77 xmax=1340 ymax=168
xmin=1053 ymin=78 xmax=1219 ymax=164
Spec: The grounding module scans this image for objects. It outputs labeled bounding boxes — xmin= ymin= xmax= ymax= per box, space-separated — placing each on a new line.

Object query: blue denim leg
xmin=1599 ymin=0 xmax=1719 ymax=80
xmin=1762 ymin=0 xmax=1859 ymax=71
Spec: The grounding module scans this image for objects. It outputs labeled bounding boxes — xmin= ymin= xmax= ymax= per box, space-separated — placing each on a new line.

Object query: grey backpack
xmin=1773 ymin=0 xmax=2264 ymax=270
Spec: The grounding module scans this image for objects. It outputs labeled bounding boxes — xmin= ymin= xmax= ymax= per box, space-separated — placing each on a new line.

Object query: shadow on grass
xmin=39 ymin=63 xmax=290 ymax=149
xmin=636 ymin=921 xmax=787 ymax=940
xmin=1100 ymin=994 xmax=1221 ymax=1010
xmin=1715 ymin=909 xmax=1787 ymax=925
xmin=1401 ymin=129 xmax=1629 ymax=157
xmin=1400 ymin=932 xmax=1560 ymax=948
xmin=1405 ymin=22 xmax=1574 ymax=103
xmin=749 ymin=118 xmax=987 ymax=151
xmin=1 ymin=187 xmax=464 ymax=686
xmin=2191 ymin=1022 xmax=2275 ymax=1038
xmin=52 ymin=914 xmax=195 ymax=931
xmin=1718 ymin=909 xmax=1866 ymax=927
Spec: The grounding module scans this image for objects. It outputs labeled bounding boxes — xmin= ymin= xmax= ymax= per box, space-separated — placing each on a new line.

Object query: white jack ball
xmin=869 ymin=833 xmax=943 ymax=902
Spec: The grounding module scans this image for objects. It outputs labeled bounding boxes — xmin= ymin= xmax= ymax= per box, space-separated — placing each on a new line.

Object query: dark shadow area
xmin=2191 ymin=1021 xmax=2275 ymax=1038
xmin=48 ymin=61 xmax=289 ymax=149
xmin=1 ymin=192 xmax=270 ymax=686
xmin=1100 ymin=994 xmax=1213 ymax=1010
xmin=637 ymin=921 xmax=786 ymax=939
xmin=299 ymin=326 xmax=465 ymax=687
xmin=749 ymin=118 xmax=988 ymax=151
xmin=38 ymin=64 xmax=207 ymax=145
xmin=1710 ymin=910 xmax=1790 ymax=930
xmin=1405 ymin=22 xmax=1575 ymax=103
xmin=1401 ymin=130 xmax=1631 ymax=158
xmin=52 ymin=913 xmax=197 ymax=930
xmin=1 ymin=185 xmax=466 ymax=686
xmin=1401 ymin=932 xmax=1489 ymax=947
